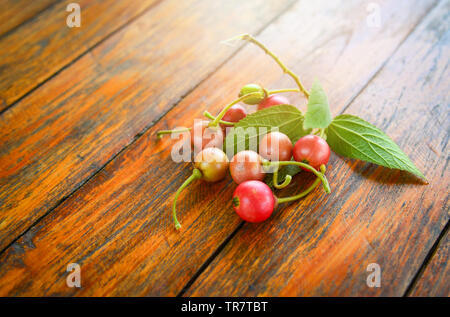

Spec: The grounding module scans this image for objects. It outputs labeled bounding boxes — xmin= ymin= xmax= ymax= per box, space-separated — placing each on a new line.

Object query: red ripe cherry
xmin=232 ymin=180 xmax=275 ymax=223
xmin=191 ymin=120 xmax=224 ymax=152
xmin=230 ymin=150 xmax=265 ymax=184
xmin=257 ymin=94 xmax=290 ymax=111
xmin=293 ymin=135 xmax=331 ymax=170
xmin=220 ymin=104 xmax=247 ymax=134
xmin=222 ymin=104 xmax=247 ymax=123
xmin=259 ymin=131 xmax=293 ymax=162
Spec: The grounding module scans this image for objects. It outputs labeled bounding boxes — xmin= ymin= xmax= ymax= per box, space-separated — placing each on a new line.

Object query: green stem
xmin=265 ymin=161 xmax=330 ymax=193
xmin=238 ymin=34 xmax=310 ymax=99
xmin=268 ymin=88 xmax=301 ymax=95
xmin=172 ymin=168 xmax=202 ymax=230
xmin=203 ymin=111 xmax=235 ymax=126
xmin=276 ymin=165 xmax=326 ymax=204
xmin=209 ymin=92 xmax=263 ymax=127
xmin=157 ymin=128 xmax=191 ymax=138
xmin=319 ymin=128 xmax=326 ymax=139
xmin=273 ymin=169 xmax=292 ymax=189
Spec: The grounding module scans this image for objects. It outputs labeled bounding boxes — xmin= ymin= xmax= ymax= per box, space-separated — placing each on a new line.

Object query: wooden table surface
xmin=0 ymin=0 xmax=448 ymax=297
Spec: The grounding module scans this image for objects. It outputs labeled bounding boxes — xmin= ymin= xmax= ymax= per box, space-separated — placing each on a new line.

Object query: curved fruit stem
xmin=273 ymin=169 xmax=292 ymax=189
xmin=157 ymin=128 xmax=191 ymax=138
xmin=276 ymin=165 xmax=327 ymax=204
xmin=209 ymin=92 xmax=263 ymax=127
xmin=203 ymin=111 xmax=235 ymax=126
xmin=172 ymin=168 xmax=203 ymax=230
xmin=235 ymin=34 xmax=310 ymax=99
xmin=264 ymin=161 xmax=330 ymax=193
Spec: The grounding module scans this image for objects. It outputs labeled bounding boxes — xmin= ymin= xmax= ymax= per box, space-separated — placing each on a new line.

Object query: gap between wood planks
xmin=403 ymin=220 xmax=449 ymax=296
xmin=174 ymin=0 xmax=446 ymax=296
xmin=0 ymin=0 xmax=298 ymax=257
xmin=177 ymin=222 xmax=245 ymax=297
xmin=0 ymin=0 xmax=165 ymax=116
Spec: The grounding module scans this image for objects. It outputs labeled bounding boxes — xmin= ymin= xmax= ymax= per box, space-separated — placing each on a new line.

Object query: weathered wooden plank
xmin=0 ymin=0 xmax=293 ymax=251
xmin=0 ymin=0 xmax=56 ymax=37
xmin=0 ymin=0 xmax=160 ymax=111
xmin=186 ymin=0 xmax=449 ymax=296
xmin=0 ymin=0 xmax=436 ymax=296
xmin=409 ymin=226 xmax=449 ymax=297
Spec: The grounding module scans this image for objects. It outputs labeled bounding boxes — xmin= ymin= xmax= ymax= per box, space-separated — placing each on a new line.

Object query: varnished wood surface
xmin=0 ymin=0 xmax=448 ymax=296
xmin=0 ymin=0 xmax=160 ymax=111
xmin=0 ymin=0 xmax=293 ymax=252
xmin=0 ymin=0 xmax=56 ymax=37
xmin=409 ymin=227 xmax=449 ymax=297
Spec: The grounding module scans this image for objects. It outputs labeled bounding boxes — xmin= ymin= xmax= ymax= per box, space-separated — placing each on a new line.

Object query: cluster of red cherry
xmin=157 ymin=34 xmax=333 ymax=230
xmin=158 ymin=82 xmax=330 ymax=230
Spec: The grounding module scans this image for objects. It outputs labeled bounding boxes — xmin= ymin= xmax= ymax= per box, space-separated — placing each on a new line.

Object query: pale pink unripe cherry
xmin=230 ymin=150 xmax=265 ymax=184
xmin=259 ymin=131 xmax=293 ymax=162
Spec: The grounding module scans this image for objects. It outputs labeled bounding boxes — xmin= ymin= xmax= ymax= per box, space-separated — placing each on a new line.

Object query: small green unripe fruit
xmin=238 ymin=84 xmax=264 ymax=105
xmin=194 ymin=148 xmax=229 ymax=182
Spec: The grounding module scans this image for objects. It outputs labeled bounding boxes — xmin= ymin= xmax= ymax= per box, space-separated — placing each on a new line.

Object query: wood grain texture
xmin=186 ymin=0 xmax=450 ymax=296
xmin=0 ymin=0 xmax=294 ymax=252
xmin=0 ymin=0 xmax=160 ymax=111
xmin=409 ymin=226 xmax=449 ymax=297
xmin=0 ymin=0 xmax=56 ymax=37
xmin=0 ymin=0 xmax=438 ymax=296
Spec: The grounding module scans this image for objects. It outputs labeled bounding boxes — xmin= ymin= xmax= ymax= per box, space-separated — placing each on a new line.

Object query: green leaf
xmin=304 ymin=79 xmax=332 ymax=129
xmin=264 ymin=165 xmax=302 ymax=189
xmin=225 ymin=105 xmax=311 ymax=156
xmin=326 ymin=114 xmax=425 ymax=179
